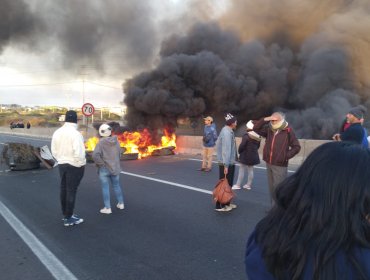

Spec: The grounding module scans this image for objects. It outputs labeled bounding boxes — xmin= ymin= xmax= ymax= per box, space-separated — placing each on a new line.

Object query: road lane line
xmin=186 ymin=158 xmax=295 ymax=173
xmin=121 ymin=171 xmax=212 ymax=194
xmin=0 ymin=201 xmax=78 ymax=280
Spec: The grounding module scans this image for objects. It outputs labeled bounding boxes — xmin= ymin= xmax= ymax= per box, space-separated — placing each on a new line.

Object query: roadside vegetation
xmin=0 ymin=107 xmax=122 ymax=128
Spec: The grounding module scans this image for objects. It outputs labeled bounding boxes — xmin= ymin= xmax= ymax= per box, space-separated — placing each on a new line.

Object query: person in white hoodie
xmin=92 ymin=124 xmax=125 ymax=214
xmin=51 ymin=110 xmax=86 ymax=226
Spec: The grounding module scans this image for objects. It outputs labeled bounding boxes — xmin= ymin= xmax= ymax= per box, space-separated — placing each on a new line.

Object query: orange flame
xmin=85 ymin=128 xmax=176 ymax=159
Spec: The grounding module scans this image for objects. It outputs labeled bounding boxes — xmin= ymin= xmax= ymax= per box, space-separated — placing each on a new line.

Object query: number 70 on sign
xmin=82 ymin=103 xmax=95 ymax=116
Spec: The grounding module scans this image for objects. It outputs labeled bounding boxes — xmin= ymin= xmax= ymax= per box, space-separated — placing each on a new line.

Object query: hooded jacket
xmin=51 ymin=122 xmax=86 ymax=167
xmin=253 ymin=118 xmax=301 ymax=167
xmin=203 ymin=123 xmax=218 ymax=147
xmin=92 ymin=135 xmax=122 ymax=175
xmin=238 ymin=133 xmax=261 ymax=166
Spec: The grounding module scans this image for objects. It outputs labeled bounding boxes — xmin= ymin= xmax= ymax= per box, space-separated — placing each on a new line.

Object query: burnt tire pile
xmin=2 ymin=143 xmax=41 ymax=171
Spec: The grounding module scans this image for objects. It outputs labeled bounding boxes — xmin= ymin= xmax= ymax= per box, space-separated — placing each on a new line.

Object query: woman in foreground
xmin=245 ymin=141 xmax=370 ymax=279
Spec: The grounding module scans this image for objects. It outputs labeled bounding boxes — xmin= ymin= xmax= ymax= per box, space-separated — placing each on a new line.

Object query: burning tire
xmin=2 ymin=143 xmax=41 ymax=171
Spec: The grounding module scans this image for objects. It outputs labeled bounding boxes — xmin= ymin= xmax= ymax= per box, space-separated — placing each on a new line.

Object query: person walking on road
xmin=253 ymin=112 xmax=301 ymax=203
xmin=51 ymin=110 xmax=85 ymax=226
xmin=245 ymin=141 xmax=370 ymax=280
xmin=92 ymin=124 xmax=125 ymax=214
xmin=232 ymin=120 xmax=261 ymax=191
xmin=198 ymin=116 xmax=218 ymax=172
xmin=215 ymin=113 xmax=238 ymax=212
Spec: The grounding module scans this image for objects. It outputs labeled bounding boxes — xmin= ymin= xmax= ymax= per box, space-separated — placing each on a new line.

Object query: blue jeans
xmin=98 ymin=167 xmax=124 ymax=208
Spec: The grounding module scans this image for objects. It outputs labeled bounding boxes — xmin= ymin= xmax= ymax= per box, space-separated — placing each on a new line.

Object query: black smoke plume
xmin=124 ymin=0 xmax=370 ymax=139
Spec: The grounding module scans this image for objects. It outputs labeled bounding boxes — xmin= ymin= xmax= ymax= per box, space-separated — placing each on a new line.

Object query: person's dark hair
xmin=255 ymin=141 xmax=370 ymax=279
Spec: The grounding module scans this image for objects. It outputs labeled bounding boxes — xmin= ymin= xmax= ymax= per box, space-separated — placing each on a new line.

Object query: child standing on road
xmin=232 ymin=120 xmax=261 ymax=190
xmin=92 ymin=124 xmax=125 ymax=214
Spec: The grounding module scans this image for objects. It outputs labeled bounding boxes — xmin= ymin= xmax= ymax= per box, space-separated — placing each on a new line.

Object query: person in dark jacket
xmin=333 ymin=106 xmax=366 ymax=146
xmin=253 ymin=112 xmax=301 ymax=202
xmin=92 ymin=124 xmax=125 ymax=214
xmin=245 ymin=142 xmax=370 ymax=280
xmin=199 ymin=116 xmax=218 ymax=172
xmin=232 ymin=120 xmax=261 ymax=190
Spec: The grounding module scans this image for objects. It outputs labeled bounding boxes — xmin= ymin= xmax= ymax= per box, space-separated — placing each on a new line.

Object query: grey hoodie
xmin=92 ymin=135 xmax=122 ymax=175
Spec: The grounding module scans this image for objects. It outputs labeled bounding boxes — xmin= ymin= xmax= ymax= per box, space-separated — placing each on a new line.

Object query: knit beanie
xmin=348 ymin=106 xmax=364 ymax=120
xmin=65 ymin=110 xmax=78 ymax=123
xmin=225 ymin=113 xmax=237 ymax=125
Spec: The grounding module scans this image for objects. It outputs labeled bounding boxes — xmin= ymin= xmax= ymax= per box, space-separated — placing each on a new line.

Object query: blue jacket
xmin=245 ymin=230 xmax=370 ymax=279
xmin=362 ymin=128 xmax=368 ymax=148
xmin=340 ymin=123 xmax=364 ymax=145
xmin=216 ymin=125 xmax=237 ymax=167
xmin=203 ymin=123 xmax=218 ymax=147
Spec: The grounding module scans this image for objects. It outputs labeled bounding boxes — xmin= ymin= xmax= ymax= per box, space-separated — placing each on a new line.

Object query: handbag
xmin=212 ymin=176 xmax=234 ymax=204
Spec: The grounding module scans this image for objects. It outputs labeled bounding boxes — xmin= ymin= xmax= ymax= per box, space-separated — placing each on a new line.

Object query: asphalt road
xmin=0 ymin=133 xmax=297 ymax=280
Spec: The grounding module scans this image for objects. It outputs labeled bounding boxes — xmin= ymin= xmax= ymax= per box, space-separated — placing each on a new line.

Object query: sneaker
xmin=116 ymin=203 xmax=125 ymax=210
xmin=197 ymin=168 xmax=206 ymax=171
xmin=204 ymin=168 xmax=211 ymax=172
xmin=229 ymin=203 xmax=237 ymax=209
xmin=214 ymin=206 xmax=232 ymax=212
xmin=62 ymin=214 xmax=81 ymax=221
xmin=100 ymin=208 xmax=112 ymax=214
xmin=243 ymin=184 xmax=252 ymax=190
xmin=232 ymin=185 xmax=241 ymax=190
xmin=64 ymin=216 xmax=84 ymax=226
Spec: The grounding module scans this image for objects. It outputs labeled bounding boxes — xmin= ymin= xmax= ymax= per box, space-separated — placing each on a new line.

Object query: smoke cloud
xmin=2 ymin=0 xmax=370 ymax=139
xmin=124 ymin=0 xmax=370 ymax=139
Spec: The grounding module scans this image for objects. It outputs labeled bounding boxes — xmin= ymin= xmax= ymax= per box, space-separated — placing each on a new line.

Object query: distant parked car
xmin=10 ymin=121 xmax=25 ymax=129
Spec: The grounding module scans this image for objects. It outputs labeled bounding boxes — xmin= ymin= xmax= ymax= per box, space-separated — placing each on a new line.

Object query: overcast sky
xmin=0 ymin=0 xmax=227 ymax=107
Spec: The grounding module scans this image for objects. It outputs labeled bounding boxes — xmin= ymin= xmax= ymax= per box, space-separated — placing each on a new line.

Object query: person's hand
xmin=332 ymin=133 xmax=341 ymax=141
xmin=224 ymin=166 xmax=228 ymax=175
xmin=264 ymin=116 xmax=278 ymax=122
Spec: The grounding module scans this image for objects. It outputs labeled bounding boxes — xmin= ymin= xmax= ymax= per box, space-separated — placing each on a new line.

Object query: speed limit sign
xmin=82 ymin=103 xmax=95 ymax=116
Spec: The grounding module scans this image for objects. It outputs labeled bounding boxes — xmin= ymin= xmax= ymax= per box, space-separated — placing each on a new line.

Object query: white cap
xmin=99 ymin=124 xmax=112 ymax=137
xmin=246 ymin=120 xmax=254 ymax=130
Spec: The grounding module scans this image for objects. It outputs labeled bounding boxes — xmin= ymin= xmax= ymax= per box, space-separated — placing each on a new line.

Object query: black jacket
xmin=238 ymin=133 xmax=260 ymax=166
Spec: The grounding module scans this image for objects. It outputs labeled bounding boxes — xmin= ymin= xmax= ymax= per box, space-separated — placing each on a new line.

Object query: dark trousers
xmin=216 ymin=164 xmax=235 ymax=209
xmin=58 ymin=164 xmax=85 ymax=218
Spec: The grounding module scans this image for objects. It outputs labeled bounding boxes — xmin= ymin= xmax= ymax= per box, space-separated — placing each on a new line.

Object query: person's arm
xmin=212 ymin=126 xmax=218 ymax=141
xmin=287 ymin=130 xmax=301 ymax=159
xmin=73 ymin=134 xmax=86 ymax=163
xmin=238 ymin=134 xmax=248 ymax=154
xmin=252 ymin=118 xmax=268 ymax=138
xmin=221 ymin=131 xmax=232 ymax=168
xmin=92 ymin=143 xmax=105 ymax=166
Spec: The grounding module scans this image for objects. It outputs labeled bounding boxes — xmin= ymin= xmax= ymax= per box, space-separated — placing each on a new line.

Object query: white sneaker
xmin=116 ymin=203 xmax=125 ymax=210
xmin=215 ymin=206 xmax=232 ymax=212
xmin=243 ymin=184 xmax=252 ymax=190
xmin=100 ymin=207 xmax=112 ymax=214
xmin=232 ymin=185 xmax=241 ymax=190
xmin=229 ymin=203 xmax=237 ymax=209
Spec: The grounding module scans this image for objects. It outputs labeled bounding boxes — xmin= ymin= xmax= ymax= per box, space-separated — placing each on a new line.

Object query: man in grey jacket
xmin=215 ymin=113 xmax=238 ymax=212
xmin=92 ymin=124 xmax=125 ymax=214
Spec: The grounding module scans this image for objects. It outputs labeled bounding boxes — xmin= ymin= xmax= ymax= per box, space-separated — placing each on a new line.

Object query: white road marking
xmin=121 ymin=171 xmax=212 ymax=194
xmin=0 ymin=201 xmax=78 ymax=280
xmin=186 ymin=158 xmax=295 ymax=173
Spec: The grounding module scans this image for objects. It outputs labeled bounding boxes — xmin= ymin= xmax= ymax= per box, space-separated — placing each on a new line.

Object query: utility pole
xmin=78 ymin=65 xmax=88 ymax=125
